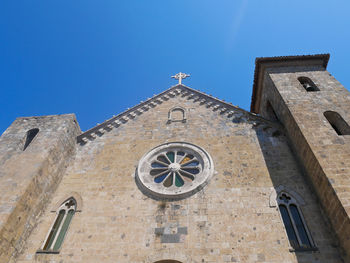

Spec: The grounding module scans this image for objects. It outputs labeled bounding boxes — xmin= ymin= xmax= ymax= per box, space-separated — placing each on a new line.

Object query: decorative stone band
xmin=136 ymin=142 xmax=214 ymax=199
xmin=76 ymin=84 xmax=279 ymax=145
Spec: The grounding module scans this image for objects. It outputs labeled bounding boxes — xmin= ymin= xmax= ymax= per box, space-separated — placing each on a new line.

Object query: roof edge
xmin=250 ymin=53 xmax=330 ymax=113
xmin=76 ymin=84 xmax=280 ymax=145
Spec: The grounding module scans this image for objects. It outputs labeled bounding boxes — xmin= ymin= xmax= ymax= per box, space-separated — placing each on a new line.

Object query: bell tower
xmin=251 ymin=54 xmax=350 ymax=260
xmin=0 ymin=114 xmax=80 ymax=263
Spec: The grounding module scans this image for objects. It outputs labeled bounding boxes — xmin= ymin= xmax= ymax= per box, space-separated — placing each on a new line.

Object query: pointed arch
xmin=23 ymin=128 xmax=39 ymax=151
xmin=269 ymin=185 xmax=305 ymax=207
xmin=276 ymin=190 xmax=315 ymax=250
xmin=38 ymin=197 xmax=77 ymax=253
xmin=52 ymin=192 xmax=83 ymax=212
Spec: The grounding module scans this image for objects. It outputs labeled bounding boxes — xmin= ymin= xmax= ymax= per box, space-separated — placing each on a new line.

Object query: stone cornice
xmin=251 ymin=54 xmax=330 ymax=113
xmin=77 ymin=84 xmax=280 ymax=145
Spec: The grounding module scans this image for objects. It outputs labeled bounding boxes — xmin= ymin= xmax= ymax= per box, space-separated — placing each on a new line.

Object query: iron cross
xmin=171 ymin=72 xmax=190 ymax=85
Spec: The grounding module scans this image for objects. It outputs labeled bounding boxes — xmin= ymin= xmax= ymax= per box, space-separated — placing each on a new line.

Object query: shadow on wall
xmin=253 ymin=123 xmax=343 ymax=263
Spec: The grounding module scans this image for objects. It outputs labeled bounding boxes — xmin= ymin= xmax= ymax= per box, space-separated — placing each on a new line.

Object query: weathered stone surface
xmin=8 ymin=91 xmax=341 ymax=263
xmin=0 ymin=114 xmax=80 ymax=263
xmin=255 ymin=58 xmax=350 ymax=261
xmin=1 ymin=55 xmax=347 ymax=263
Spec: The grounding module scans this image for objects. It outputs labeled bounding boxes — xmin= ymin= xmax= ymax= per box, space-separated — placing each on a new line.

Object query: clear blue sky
xmin=1 ymin=1 xmax=350 ymax=133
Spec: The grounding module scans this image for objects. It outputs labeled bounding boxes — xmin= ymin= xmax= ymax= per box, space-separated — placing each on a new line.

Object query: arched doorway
xmin=154 ymin=260 xmax=182 ymax=263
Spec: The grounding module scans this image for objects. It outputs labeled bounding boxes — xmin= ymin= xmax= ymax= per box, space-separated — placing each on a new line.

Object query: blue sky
xmin=1 ymin=1 xmax=350 ymax=133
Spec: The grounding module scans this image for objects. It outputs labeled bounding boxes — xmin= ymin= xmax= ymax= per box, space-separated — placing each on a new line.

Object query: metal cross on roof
xmin=171 ymin=72 xmax=190 ymax=85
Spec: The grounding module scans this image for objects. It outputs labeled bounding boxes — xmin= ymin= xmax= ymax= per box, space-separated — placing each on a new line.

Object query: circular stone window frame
xmin=136 ymin=142 xmax=214 ymax=199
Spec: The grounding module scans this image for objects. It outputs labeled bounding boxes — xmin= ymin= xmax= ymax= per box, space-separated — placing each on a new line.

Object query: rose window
xmin=137 ymin=142 xmax=214 ymax=199
xmin=151 ymin=151 xmax=200 ymax=187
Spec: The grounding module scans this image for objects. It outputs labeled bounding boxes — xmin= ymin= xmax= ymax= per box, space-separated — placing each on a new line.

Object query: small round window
xmin=137 ymin=142 xmax=214 ymax=199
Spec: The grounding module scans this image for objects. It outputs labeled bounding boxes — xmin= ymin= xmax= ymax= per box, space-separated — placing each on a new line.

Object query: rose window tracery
xmin=137 ymin=142 xmax=214 ymax=199
xmin=151 ymin=151 xmax=200 ymax=187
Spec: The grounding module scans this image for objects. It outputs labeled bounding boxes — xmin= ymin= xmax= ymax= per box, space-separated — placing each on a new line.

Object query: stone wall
xmin=16 ymin=92 xmax=341 ymax=262
xmin=258 ymin=63 xmax=350 ymax=261
xmin=0 ymin=114 xmax=80 ymax=263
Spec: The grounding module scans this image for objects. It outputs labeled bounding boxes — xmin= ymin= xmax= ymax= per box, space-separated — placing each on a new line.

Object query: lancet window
xmin=278 ymin=192 xmax=315 ymax=250
xmin=40 ymin=197 xmax=76 ymax=253
xmin=23 ymin=128 xmax=39 ymax=151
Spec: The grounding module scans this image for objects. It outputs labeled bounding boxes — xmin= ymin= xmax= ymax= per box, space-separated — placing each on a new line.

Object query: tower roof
xmin=250 ymin=54 xmax=330 ymax=113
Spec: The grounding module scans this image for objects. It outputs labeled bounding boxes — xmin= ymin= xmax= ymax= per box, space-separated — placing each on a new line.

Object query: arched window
xmin=324 ymin=111 xmax=350 ymax=135
xmin=277 ymin=192 xmax=315 ymax=250
xmin=23 ymin=128 xmax=39 ymax=151
xmin=298 ymin=77 xmax=319 ymax=92
xmin=40 ymin=198 xmax=76 ymax=253
xmin=167 ymin=107 xmax=186 ymax=123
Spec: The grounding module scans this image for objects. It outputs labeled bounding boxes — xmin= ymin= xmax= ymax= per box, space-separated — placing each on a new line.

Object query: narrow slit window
xmin=324 ymin=111 xmax=350 ymax=135
xmin=39 ymin=198 xmax=76 ymax=253
xmin=266 ymin=101 xmax=279 ymax=122
xmin=298 ymin=77 xmax=319 ymax=92
xmin=277 ymin=192 xmax=315 ymax=250
xmin=23 ymin=128 xmax=39 ymax=151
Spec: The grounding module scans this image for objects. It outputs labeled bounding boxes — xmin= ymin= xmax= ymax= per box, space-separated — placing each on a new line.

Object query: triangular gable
xmin=77 ymin=84 xmax=277 ymax=145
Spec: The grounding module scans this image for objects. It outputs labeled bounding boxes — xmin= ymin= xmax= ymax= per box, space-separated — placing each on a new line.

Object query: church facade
xmin=0 ymin=54 xmax=349 ymax=262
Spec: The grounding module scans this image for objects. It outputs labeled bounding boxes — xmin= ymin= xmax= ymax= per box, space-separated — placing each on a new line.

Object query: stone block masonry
xmin=253 ymin=54 xmax=350 ymax=261
xmin=16 ymin=92 xmax=342 ymax=262
xmin=0 ymin=114 xmax=80 ymax=263
xmin=0 ymin=54 xmax=346 ymax=262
